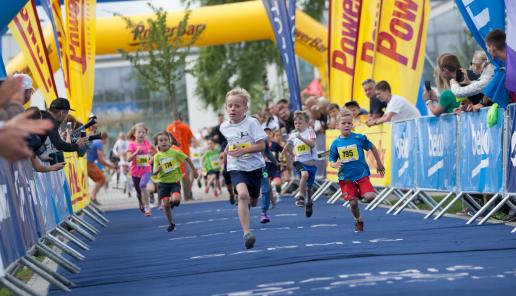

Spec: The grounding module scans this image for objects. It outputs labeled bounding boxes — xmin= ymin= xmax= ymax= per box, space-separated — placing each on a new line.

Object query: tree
xmin=116 ymin=2 xmax=204 ymax=120
xmin=192 ymin=0 xmax=325 ymax=111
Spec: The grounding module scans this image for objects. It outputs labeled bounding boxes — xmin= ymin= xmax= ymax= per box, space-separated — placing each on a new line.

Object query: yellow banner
xmin=372 ymin=0 xmax=430 ymax=104
xmin=51 ymin=0 xmax=72 ymax=100
xmin=325 ymin=124 xmax=391 ymax=187
xmin=65 ymin=0 xmax=96 ymax=123
xmin=328 ymin=0 xmax=363 ymax=106
xmin=64 ymin=153 xmax=90 ymax=212
xmin=352 ymin=0 xmax=382 ymax=108
xmin=8 ymin=0 xmax=58 ymax=106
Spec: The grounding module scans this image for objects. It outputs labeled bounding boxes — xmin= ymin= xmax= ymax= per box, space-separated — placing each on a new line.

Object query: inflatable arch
xmin=6 ymin=1 xmax=328 ymax=91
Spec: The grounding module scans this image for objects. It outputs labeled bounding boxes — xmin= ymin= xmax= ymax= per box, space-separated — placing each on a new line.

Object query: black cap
xmin=50 ymin=98 xmax=75 ymax=111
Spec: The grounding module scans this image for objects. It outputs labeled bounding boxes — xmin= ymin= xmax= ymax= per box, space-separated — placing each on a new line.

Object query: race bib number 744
xmin=338 ymin=145 xmax=359 ymax=163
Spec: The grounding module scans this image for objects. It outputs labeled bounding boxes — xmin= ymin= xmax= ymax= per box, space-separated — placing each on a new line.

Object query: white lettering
xmin=0 ymin=185 xmax=11 ymax=221
xmin=428 ymin=129 xmax=444 ymax=157
xmin=471 ymin=125 xmax=489 ymax=156
xmin=511 ymin=132 xmax=516 ymax=167
xmin=462 ymin=0 xmax=490 ymax=30
xmin=395 ymin=132 xmax=409 ymax=159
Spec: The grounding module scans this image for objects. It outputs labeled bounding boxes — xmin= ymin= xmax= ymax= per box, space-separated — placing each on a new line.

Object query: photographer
xmin=40 ymin=98 xmax=89 ymax=154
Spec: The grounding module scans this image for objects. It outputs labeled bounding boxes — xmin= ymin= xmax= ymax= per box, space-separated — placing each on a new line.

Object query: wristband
xmin=425 ymin=100 xmax=432 ymax=105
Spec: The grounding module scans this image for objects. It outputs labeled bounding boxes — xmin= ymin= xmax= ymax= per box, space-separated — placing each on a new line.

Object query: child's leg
xmin=140 ymin=173 xmax=152 ymax=212
xmin=132 ymin=176 xmax=143 ymax=207
xmin=299 ymin=171 xmax=309 ymax=196
xmin=215 ymin=173 xmax=222 ymax=193
xmin=162 ymin=197 xmax=173 ymax=225
xmin=305 ymin=167 xmax=317 ymax=206
xmin=349 ymin=197 xmax=361 ymax=221
xmin=235 ymin=183 xmax=251 ymax=233
xmin=362 ymin=192 xmax=375 ymax=203
xmin=171 ymin=192 xmax=181 ymax=207
xmin=261 ymin=174 xmax=271 ymax=214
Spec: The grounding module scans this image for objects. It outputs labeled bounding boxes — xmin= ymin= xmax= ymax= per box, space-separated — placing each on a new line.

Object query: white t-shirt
xmin=220 ymin=116 xmax=267 ymax=172
xmin=112 ymin=139 xmax=129 ymax=157
xmin=262 ymin=115 xmax=280 ymax=131
xmin=288 ymin=127 xmax=317 ymax=163
xmin=385 ymin=94 xmax=421 ymax=122
xmin=190 ymin=147 xmax=203 ymax=170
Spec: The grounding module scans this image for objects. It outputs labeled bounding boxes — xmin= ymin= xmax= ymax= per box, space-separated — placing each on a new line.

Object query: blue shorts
xmin=266 ymin=162 xmax=281 ymax=179
xmin=229 ymin=169 xmax=263 ymax=199
xmin=293 ymin=162 xmax=317 ymax=189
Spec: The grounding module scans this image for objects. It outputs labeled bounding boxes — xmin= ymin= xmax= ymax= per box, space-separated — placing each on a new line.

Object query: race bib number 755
xmin=338 ymin=145 xmax=359 ymax=163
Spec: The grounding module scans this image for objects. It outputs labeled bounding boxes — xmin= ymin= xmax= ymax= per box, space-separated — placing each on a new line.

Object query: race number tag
xmin=136 ymin=155 xmax=150 ymax=167
xmin=295 ymin=143 xmax=310 ymax=156
xmin=229 ymin=142 xmax=251 ymax=157
xmin=338 ymin=145 xmax=359 ymax=163
xmin=211 ymin=156 xmax=221 ymax=169
xmin=161 ymin=158 xmax=178 ymax=174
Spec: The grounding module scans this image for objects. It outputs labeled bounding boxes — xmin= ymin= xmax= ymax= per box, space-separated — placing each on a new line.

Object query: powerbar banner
xmin=329 ymin=0 xmax=429 ymax=109
xmin=8 ymin=0 xmax=58 ymax=106
xmin=65 ymin=0 xmax=96 ymax=123
xmin=64 ymin=152 xmax=90 ymax=213
xmin=263 ymin=0 xmax=302 ymax=111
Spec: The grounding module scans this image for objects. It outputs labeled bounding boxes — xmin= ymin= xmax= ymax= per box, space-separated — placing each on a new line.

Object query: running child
xmin=259 ymin=128 xmax=282 ymax=224
xmin=201 ymin=138 xmax=222 ymax=197
xmin=126 ymin=123 xmax=156 ymax=216
xmin=153 ymin=131 xmax=198 ymax=232
xmin=220 ymin=87 xmax=266 ymax=249
xmin=329 ymin=110 xmax=385 ymax=232
xmin=281 ymin=111 xmax=318 ymax=218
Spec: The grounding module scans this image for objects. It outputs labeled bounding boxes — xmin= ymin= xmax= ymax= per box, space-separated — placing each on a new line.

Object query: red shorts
xmin=339 ymin=176 xmax=374 ymax=201
xmin=87 ymin=163 xmax=106 ymax=184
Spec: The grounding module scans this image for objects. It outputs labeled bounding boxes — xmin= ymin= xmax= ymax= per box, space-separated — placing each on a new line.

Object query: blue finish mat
xmin=50 ymin=199 xmax=516 ymax=295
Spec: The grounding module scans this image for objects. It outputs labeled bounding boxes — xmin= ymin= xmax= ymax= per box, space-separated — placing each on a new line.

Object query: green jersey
xmin=202 ymin=148 xmax=221 ymax=172
xmin=153 ymin=148 xmax=187 ymax=183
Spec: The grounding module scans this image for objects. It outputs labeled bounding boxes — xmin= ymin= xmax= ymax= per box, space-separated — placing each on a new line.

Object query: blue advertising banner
xmin=506 ymin=104 xmax=516 ymax=193
xmin=459 ymin=108 xmax=503 ymax=193
xmin=0 ymin=160 xmax=26 ymax=275
xmin=391 ymin=120 xmax=416 ymax=189
xmin=416 ymin=115 xmax=457 ymax=191
xmin=53 ymin=170 xmax=71 ymax=219
xmin=263 ymin=0 xmax=302 ymax=111
xmin=0 ymin=0 xmax=27 ymax=31
xmin=35 ymin=172 xmax=58 ymax=232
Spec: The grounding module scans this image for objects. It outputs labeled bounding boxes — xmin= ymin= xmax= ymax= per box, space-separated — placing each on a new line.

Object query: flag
xmin=263 ymin=0 xmax=302 ymax=111
xmin=505 ymin=0 xmax=516 ymax=93
xmin=8 ymin=0 xmax=58 ymax=105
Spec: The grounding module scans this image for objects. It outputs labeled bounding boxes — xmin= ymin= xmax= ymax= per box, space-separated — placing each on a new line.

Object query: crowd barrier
xmin=0 ymin=154 xmax=110 ymax=295
xmin=313 ymin=105 xmax=516 ymax=233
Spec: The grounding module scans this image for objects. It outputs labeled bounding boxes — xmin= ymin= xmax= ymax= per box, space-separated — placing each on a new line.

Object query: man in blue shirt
xmin=329 ymin=110 xmax=385 ymax=232
xmin=87 ymin=132 xmax=116 ymax=205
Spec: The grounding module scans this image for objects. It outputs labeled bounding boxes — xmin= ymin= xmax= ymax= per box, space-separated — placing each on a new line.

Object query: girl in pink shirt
xmin=126 ymin=123 xmax=156 ymax=216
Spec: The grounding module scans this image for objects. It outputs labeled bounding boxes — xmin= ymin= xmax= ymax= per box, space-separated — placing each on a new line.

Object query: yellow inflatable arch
xmin=6 ymin=1 xmax=328 ymax=91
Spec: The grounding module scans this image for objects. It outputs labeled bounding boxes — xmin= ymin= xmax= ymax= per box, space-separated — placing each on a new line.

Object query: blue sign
xmin=459 ymin=108 xmax=503 ymax=193
xmin=506 ymin=104 xmax=516 ymax=193
xmin=0 ymin=0 xmax=27 ymax=31
xmin=391 ymin=120 xmax=416 ymax=189
xmin=263 ymin=0 xmax=302 ymax=111
xmin=416 ymin=115 xmax=457 ymax=191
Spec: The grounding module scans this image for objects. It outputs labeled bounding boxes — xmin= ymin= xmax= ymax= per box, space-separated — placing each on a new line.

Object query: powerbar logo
xmin=129 ymin=23 xmax=206 ymax=46
xmin=427 ymin=128 xmax=444 ymax=177
xmin=395 ymin=132 xmax=409 ymax=177
xmin=471 ymin=125 xmax=489 ymax=178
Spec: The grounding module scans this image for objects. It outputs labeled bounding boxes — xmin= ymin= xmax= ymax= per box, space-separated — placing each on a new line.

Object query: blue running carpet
xmin=49 ymin=199 xmax=516 ymax=295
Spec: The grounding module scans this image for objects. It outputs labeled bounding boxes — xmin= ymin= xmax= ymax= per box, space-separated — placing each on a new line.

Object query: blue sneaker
xmin=243 ymin=232 xmax=256 ymax=249
xmin=260 ymin=213 xmax=270 ymax=224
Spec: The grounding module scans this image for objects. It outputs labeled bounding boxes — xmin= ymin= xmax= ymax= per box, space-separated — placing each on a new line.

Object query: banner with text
xmin=459 ymin=108 xmax=503 ymax=193
xmin=416 ymin=115 xmax=457 ymax=191
xmin=325 ymin=129 xmax=341 ymax=183
xmin=355 ymin=123 xmax=392 ymax=187
xmin=8 ymin=0 xmax=58 ymax=106
xmin=64 ymin=153 xmax=90 ymax=213
xmin=391 ymin=120 xmax=416 ymax=189
xmin=507 ymin=104 xmax=516 ymax=193
xmin=65 ymin=0 xmax=96 ymax=123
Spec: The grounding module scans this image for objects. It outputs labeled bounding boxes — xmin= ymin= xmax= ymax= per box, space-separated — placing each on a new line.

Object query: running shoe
xmin=158 ymin=205 xmax=163 ymax=211
xmin=295 ymin=194 xmax=305 ymax=207
xmin=139 ymin=204 xmax=144 ymax=213
xmin=354 ymin=220 xmax=364 ymax=232
xmin=305 ymin=202 xmax=313 ymax=218
xmin=197 ymin=178 xmax=202 ymax=188
xmin=243 ymin=232 xmax=256 ymax=249
xmin=150 ymin=195 xmax=155 ymax=204
xmin=214 ymin=189 xmax=220 ymax=197
xmin=204 ymin=187 xmax=209 ymax=194
xmin=167 ymin=223 xmax=176 ymax=232
xmin=229 ymin=195 xmax=236 ymax=205
xmin=260 ymin=213 xmax=270 ymax=224
xmin=144 ymin=207 xmax=151 ymax=217
xmin=91 ymin=199 xmax=102 ymax=206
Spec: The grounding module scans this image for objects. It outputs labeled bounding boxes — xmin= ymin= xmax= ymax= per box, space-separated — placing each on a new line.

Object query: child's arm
xmin=280 ymin=142 xmax=292 ymax=160
xmin=185 ymin=157 xmax=199 ymax=179
xmin=152 ymin=155 xmax=162 ymax=175
xmin=328 ymin=142 xmax=341 ymax=169
xmin=297 ymin=133 xmax=316 ymax=149
xmin=227 ymin=140 xmax=265 ymax=157
xmin=371 ymin=144 xmax=385 ymax=176
xmin=126 ymin=146 xmax=140 ymax=161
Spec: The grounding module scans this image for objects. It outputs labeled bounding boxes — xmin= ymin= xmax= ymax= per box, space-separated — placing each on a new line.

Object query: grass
xmin=0 ymin=255 xmax=46 ymax=295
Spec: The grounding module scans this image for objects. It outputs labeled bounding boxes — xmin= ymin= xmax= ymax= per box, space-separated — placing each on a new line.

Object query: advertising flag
xmin=64 ymin=0 xmax=96 ymax=123
xmin=263 ymin=0 xmax=303 ymax=111
xmin=8 ymin=0 xmax=58 ymax=106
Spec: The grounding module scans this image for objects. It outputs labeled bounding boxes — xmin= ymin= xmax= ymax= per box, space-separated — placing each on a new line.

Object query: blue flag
xmin=0 ymin=0 xmax=28 ymax=31
xmin=455 ymin=0 xmax=508 ymax=108
xmin=263 ymin=0 xmax=302 ymax=111
xmin=39 ymin=0 xmax=62 ymax=65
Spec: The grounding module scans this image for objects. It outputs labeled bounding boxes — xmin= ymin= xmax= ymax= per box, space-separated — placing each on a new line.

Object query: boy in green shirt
xmin=202 ymin=139 xmax=222 ymax=197
xmin=153 ymin=131 xmax=198 ymax=232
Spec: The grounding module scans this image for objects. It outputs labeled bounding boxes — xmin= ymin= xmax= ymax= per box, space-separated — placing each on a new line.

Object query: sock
xmin=275 ymin=185 xmax=281 ymax=194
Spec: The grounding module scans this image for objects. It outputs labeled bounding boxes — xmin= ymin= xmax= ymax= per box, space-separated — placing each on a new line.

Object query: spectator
xmin=277 ymin=99 xmax=295 ymax=133
xmin=425 ymin=54 xmax=461 ymax=116
xmin=362 ymin=79 xmax=387 ymax=119
xmin=263 ymin=101 xmax=280 ymax=131
xmin=344 ymin=101 xmax=368 ymax=124
xmin=439 ymin=54 xmax=483 ymax=106
xmin=485 ymin=29 xmax=516 ymax=103
xmin=111 ymin=132 xmax=129 ymax=188
xmin=326 ymin=103 xmax=340 ymax=129
xmin=207 ymin=113 xmax=226 ymax=145
xmin=367 ymin=81 xmax=420 ymax=126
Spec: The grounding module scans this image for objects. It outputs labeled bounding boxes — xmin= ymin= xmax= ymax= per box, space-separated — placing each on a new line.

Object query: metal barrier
xmin=0 ymin=157 xmax=109 ymax=295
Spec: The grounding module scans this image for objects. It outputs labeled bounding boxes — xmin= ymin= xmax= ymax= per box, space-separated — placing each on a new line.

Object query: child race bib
xmin=295 ymin=143 xmax=310 ymax=156
xmin=229 ymin=142 xmax=251 ymax=157
xmin=338 ymin=145 xmax=359 ymax=163
xmin=160 ymin=157 xmax=178 ymax=174
xmin=211 ymin=156 xmax=221 ymax=169
xmin=136 ymin=155 xmax=150 ymax=167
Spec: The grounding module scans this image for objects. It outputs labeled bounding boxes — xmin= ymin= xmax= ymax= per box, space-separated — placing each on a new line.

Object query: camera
xmin=71 ymin=113 xmax=97 ymax=143
xmin=48 ymin=150 xmax=64 ymax=165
